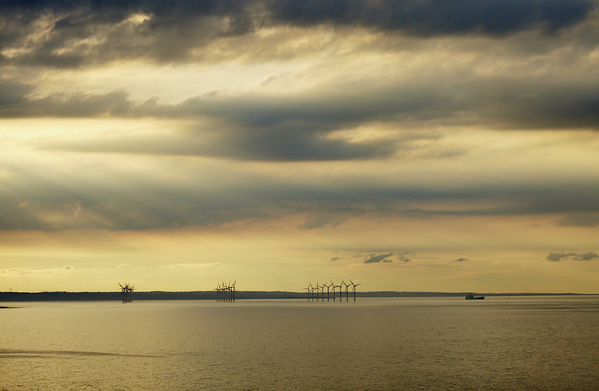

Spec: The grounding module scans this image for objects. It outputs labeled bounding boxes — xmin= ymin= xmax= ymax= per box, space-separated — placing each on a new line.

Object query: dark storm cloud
xmin=0 ymin=80 xmax=425 ymax=160
xmin=0 ymin=0 xmax=248 ymax=21
xmin=7 ymin=64 xmax=599 ymax=130
xmin=4 ymin=0 xmax=594 ymax=35
xmin=2 ymin=163 xmax=599 ymax=230
xmin=3 ymin=121 xmax=595 ymax=231
xmin=31 ymin=112 xmax=599 ymax=220
xmin=5 ymin=70 xmax=599 ymax=162
xmin=1 ymin=0 xmax=596 ymax=67
xmin=269 ymin=0 xmax=594 ymax=35
xmin=168 ymin=90 xmax=417 ymax=161
xmin=451 ymin=257 xmax=469 ymax=262
xmin=0 ymin=80 xmax=34 ymax=107
xmin=0 ymin=0 xmax=255 ymax=67
xmin=364 ymin=253 xmax=393 ymax=263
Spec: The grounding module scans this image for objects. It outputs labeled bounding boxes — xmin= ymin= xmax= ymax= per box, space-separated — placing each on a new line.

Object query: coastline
xmin=1 ymin=291 xmax=596 ymax=302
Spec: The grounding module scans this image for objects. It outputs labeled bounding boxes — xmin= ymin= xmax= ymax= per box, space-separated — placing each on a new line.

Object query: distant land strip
xmin=0 ymin=291 xmax=595 ymax=302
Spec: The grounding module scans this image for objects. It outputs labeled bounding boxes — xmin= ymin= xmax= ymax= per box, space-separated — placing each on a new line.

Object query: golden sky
xmin=1 ymin=0 xmax=599 ymax=293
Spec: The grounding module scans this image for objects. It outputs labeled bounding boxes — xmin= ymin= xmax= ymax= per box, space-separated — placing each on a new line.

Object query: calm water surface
xmin=1 ymin=296 xmax=598 ymax=390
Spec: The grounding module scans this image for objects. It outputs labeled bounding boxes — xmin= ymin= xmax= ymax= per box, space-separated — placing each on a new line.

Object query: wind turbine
xmin=349 ymin=279 xmax=361 ymax=302
xmin=118 ymin=282 xmax=135 ymax=303
xmin=343 ymin=281 xmax=350 ymax=302
xmin=217 ymin=282 xmax=224 ymax=301
xmin=315 ymin=281 xmax=321 ymax=301
xmin=231 ymin=280 xmax=236 ymax=302
xmin=324 ymin=282 xmax=331 ymax=301
xmin=305 ymin=282 xmax=313 ymax=301
xmin=330 ymin=280 xmax=339 ymax=301
xmin=320 ymin=282 xmax=328 ymax=301
xmin=338 ymin=281 xmax=346 ymax=302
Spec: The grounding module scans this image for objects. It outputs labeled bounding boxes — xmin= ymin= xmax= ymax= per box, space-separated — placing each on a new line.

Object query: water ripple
xmin=0 ymin=349 xmax=160 ymax=358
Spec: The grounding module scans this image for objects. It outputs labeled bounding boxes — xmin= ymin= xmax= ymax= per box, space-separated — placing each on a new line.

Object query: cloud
xmin=547 ymin=251 xmax=598 ymax=261
xmin=1 ymin=2 xmax=599 ymax=232
xmin=364 ymin=253 xmax=393 ymax=263
xmin=330 ymin=257 xmax=340 ymax=262
xmin=4 ymin=73 xmax=599 ymax=166
xmin=451 ymin=257 xmax=469 ymax=262
xmin=544 ymin=251 xmax=599 ymax=262
xmin=0 ymin=88 xmax=134 ymax=118
xmin=0 ymin=80 xmax=34 ymax=107
xmin=0 ymin=266 xmax=76 ymax=276
xmin=269 ymin=0 xmax=594 ymax=35
xmin=556 ymin=212 xmax=599 ymax=227
xmin=574 ymin=252 xmax=599 ymax=261
xmin=546 ymin=252 xmax=578 ymax=261
xmin=398 ymin=252 xmax=413 ymax=262
xmin=1 ymin=145 xmax=598 ymax=231
xmin=5 ymin=55 xmax=599 ymax=149
xmin=168 ymin=263 xmax=221 ymax=270
xmin=0 ymin=1 xmax=255 ymax=67
xmin=0 ymin=0 xmax=595 ymax=67
xmin=299 ymin=213 xmax=348 ymax=229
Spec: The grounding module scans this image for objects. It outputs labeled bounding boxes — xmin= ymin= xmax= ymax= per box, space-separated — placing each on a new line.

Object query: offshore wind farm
xmin=2 ymin=279 xmax=598 ymax=390
xmin=0 ymin=288 xmax=592 ymax=302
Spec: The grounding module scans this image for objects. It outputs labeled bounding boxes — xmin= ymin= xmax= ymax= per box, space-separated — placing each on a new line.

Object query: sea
xmin=1 ymin=296 xmax=598 ymax=390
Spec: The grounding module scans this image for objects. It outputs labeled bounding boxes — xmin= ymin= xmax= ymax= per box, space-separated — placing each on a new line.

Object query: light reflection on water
xmin=1 ymin=297 xmax=598 ymax=390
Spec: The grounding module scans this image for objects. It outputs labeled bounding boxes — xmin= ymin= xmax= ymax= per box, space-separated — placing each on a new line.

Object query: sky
xmin=1 ymin=0 xmax=599 ymax=294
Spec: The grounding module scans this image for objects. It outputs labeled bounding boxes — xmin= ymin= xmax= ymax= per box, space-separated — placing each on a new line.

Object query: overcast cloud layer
xmin=2 ymin=0 xmax=595 ymax=66
xmin=1 ymin=0 xmax=598 ymax=292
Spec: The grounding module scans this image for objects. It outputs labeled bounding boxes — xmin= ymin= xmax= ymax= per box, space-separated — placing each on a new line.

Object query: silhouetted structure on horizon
xmin=216 ymin=280 xmax=236 ymax=302
xmin=330 ymin=280 xmax=339 ymax=301
xmin=306 ymin=280 xmax=360 ymax=302
xmin=0 ymin=291 xmax=589 ymax=302
xmin=305 ymin=282 xmax=314 ymax=301
xmin=118 ymin=282 xmax=135 ymax=303
xmin=349 ymin=279 xmax=361 ymax=302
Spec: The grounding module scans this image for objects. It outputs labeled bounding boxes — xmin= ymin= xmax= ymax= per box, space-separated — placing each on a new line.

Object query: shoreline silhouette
xmin=0 ymin=291 xmax=594 ymax=302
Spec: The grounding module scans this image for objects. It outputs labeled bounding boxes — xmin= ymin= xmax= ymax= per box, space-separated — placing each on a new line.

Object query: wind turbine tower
xmin=330 ymin=280 xmax=339 ymax=301
xmin=338 ymin=281 xmax=346 ymax=302
xmin=349 ymin=279 xmax=361 ymax=302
